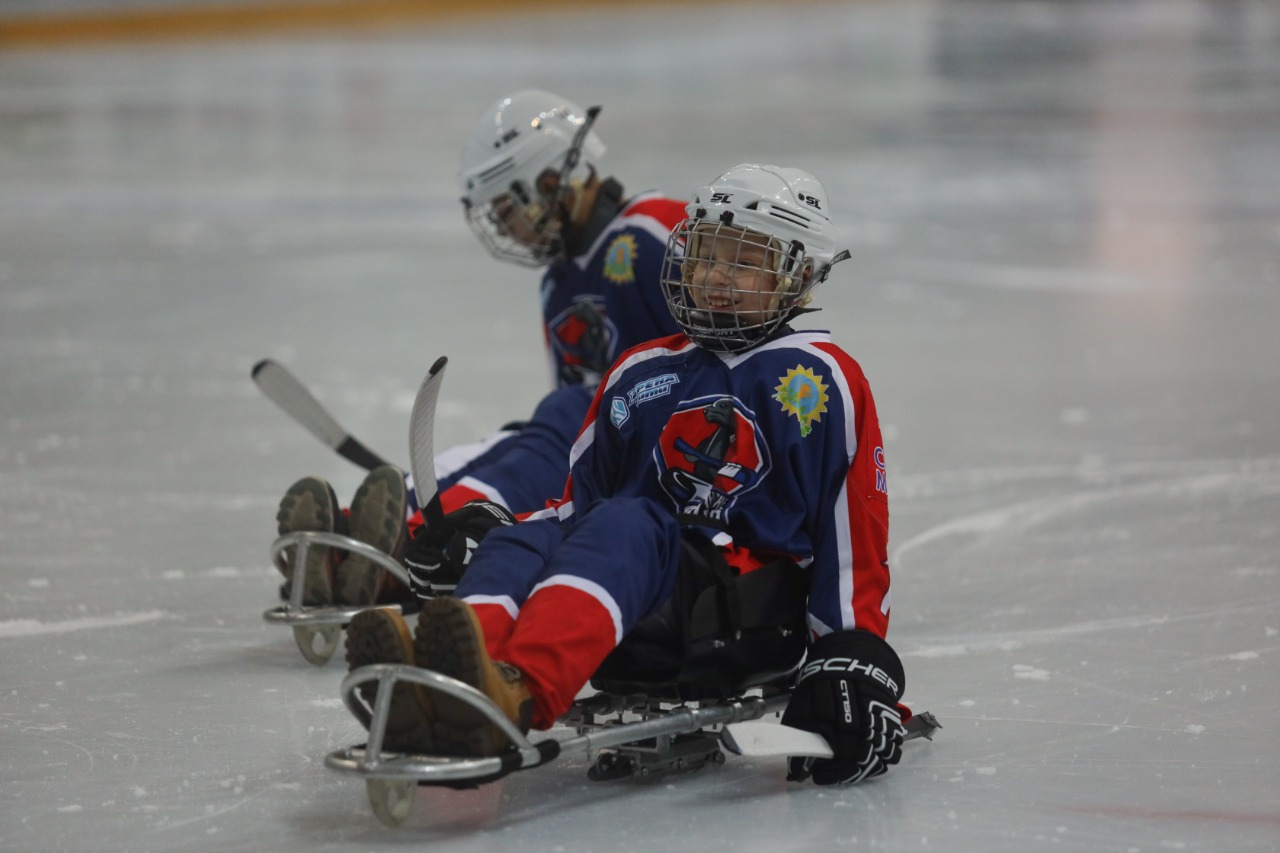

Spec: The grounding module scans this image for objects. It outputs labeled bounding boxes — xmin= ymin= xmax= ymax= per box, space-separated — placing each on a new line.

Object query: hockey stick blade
xmin=248 ymin=356 xmax=389 ymax=468
xmin=408 ymin=356 xmax=448 ymax=515
xmin=251 ymin=359 xmax=394 ymax=471
xmin=721 ymin=711 xmax=942 ymax=758
xmin=720 ymin=722 xmax=833 ymax=759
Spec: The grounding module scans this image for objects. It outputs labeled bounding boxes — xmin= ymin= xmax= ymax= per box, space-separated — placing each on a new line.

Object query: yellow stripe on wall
xmin=0 ymin=0 xmax=670 ymax=46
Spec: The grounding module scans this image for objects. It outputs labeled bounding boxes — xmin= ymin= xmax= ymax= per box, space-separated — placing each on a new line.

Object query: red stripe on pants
xmin=498 ymin=583 xmax=617 ymax=729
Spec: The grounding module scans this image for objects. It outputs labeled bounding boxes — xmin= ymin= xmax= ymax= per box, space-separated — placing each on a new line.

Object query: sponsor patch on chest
xmin=627 ymin=373 xmax=680 ymax=406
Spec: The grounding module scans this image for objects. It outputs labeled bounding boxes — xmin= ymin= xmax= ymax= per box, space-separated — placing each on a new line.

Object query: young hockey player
xmin=346 ymin=164 xmax=908 ymax=786
xmin=274 ymin=90 xmax=686 ymax=607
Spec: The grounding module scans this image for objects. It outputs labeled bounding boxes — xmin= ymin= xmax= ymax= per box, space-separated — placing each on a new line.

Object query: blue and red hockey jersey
xmin=431 ymin=191 xmax=686 ymax=514
xmin=535 ymin=329 xmax=892 ymax=641
xmin=539 ymin=191 xmax=686 ymax=388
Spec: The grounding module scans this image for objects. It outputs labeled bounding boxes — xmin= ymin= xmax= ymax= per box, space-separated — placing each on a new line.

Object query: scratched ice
xmin=1 ymin=1 xmax=1277 ymax=850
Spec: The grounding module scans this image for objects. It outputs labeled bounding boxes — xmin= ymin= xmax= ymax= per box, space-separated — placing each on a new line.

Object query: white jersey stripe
xmin=530 ymin=574 xmax=625 ymax=643
xmin=731 ymin=330 xmax=863 ymax=631
xmin=461 ymin=593 xmax=519 ymax=621
xmin=453 ymin=475 xmax=509 ymax=509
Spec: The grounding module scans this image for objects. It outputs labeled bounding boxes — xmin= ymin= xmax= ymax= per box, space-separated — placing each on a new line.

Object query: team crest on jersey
xmin=602 ymin=234 xmax=637 ymax=285
xmin=774 ymin=365 xmax=829 ymax=438
xmin=550 ymin=296 xmax=617 ymax=383
xmin=654 ymin=396 xmax=770 ymax=523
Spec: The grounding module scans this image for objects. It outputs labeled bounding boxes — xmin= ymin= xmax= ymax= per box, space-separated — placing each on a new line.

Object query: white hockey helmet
xmin=660 ymin=164 xmax=849 ymax=352
xmin=458 ymin=90 xmax=606 ymax=267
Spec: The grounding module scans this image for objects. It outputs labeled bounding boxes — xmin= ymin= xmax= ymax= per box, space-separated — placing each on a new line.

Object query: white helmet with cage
xmin=457 ymin=90 xmax=606 ymax=267
xmin=660 ymin=164 xmax=849 ymax=352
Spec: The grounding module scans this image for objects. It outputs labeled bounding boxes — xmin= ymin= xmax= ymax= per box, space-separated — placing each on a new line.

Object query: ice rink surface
xmin=2 ymin=0 xmax=1279 ymax=849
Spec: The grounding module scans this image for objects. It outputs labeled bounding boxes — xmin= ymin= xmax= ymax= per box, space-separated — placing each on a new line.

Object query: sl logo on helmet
xmin=653 ymin=396 xmax=770 ymax=523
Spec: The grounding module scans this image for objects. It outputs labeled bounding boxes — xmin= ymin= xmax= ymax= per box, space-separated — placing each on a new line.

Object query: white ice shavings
xmin=0 ymin=610 xmax=168 ymax=638
xmin=1013 ymin=665 xmax=1051 ymax=681
xmin=893 ymin=466 xmax=1280 ymax=571
xmin=161 ymin=566 xmax=249 ymax=580
xmin=907 ymin=613 xmax=1172 ymax=658
xmin=206 ymin=566 xmax=244 ymax=578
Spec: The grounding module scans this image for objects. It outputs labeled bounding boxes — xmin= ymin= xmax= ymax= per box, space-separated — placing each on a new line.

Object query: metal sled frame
xmin=262 ymin=531 xmax=411 ymax=665
xmin=325 ymin=662 xmax=794 ymax=825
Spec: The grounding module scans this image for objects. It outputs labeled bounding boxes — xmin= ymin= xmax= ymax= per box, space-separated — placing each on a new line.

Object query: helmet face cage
xmin=458 ymin=91 xmax=605 ymax=268
xmin=661 ymin=218 xmax=814 ymax=353
xmin=463 ymin=174 xmax=563 ymax=268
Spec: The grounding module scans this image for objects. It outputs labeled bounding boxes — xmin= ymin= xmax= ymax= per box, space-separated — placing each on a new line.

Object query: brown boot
xmin=275 ymin=476 xmax=344 ymax=606
xmin=413 ymin=597 xmax=534 ymax=757
xmin=344 ymin=608 xmax=434 ymax=753
xmin=336 ymin=465 xmax=408 ymax=606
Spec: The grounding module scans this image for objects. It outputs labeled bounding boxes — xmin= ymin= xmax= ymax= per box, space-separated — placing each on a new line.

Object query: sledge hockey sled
xmin=325 ymin=661 xmax=940 ymax=826
xmin=324 ymin=547 xmax=941 ymax=825
xmin=263 ymin=530 xmax=413 ymax=665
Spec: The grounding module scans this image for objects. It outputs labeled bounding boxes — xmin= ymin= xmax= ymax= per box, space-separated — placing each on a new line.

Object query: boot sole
xmin=338 ymin=466 xmax=407 ymax=606
xmin=413 ymin=598 xmax=510 ymax=757
xmin=345 ymin=608 xmax=435 ymax=754
xmin=275 ymin=477 xmax=338 ymax=606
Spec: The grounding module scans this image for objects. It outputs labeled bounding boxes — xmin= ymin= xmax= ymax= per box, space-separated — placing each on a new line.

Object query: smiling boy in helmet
xmin=348 ymin=164 xmax=909 ymax=787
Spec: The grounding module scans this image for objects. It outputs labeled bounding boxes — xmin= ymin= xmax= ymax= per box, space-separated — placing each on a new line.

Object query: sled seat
xmin=588 ymin=549 xmax=811 ymax=702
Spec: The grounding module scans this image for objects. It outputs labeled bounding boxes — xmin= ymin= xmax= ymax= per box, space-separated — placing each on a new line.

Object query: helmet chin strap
xmin=811 ymin=249 xmax=852 ymax=284
xmin=561 ymin=176 xmax=624 ymax=258
xmin=544 ymin=105 xmax=603 ymax=262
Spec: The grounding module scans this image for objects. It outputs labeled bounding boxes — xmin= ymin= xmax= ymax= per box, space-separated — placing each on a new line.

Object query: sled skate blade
xmin=292 ymin=623 xmax=342 ymax=665
xmin=366 ymin=778 xmax=416 ymax=827
xmin=588 ymin=732 xmax=726 ymax=783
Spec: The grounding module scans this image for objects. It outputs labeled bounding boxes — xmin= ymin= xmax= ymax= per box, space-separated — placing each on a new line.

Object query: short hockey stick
xmin=407 ymin=356 xmax=449 ymax=524
xmin=251 ymin=358 xmax=395 ymax=471
xmin=721 ymin=710 xmax=942 ymax=758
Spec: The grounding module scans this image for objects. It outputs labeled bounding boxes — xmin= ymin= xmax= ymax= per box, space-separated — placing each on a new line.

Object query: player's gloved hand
xmin=403 ymin=500 xmax=515 ymax=597
xmin=782 ymin=629 xmax=906 ymax=785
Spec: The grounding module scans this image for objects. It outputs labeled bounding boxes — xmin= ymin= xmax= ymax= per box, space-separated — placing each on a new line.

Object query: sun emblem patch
xmin=602 ymin=234 xmax=637 ymax=284
xmin=773 ymin=366 xmax=829 ymax=437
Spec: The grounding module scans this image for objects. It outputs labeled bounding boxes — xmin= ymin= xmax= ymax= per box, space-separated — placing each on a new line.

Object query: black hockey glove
xmin=782 ymin=629 xmax=906 ymax=785
xmin=403 ymin=500 xmax=516 ymax=597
